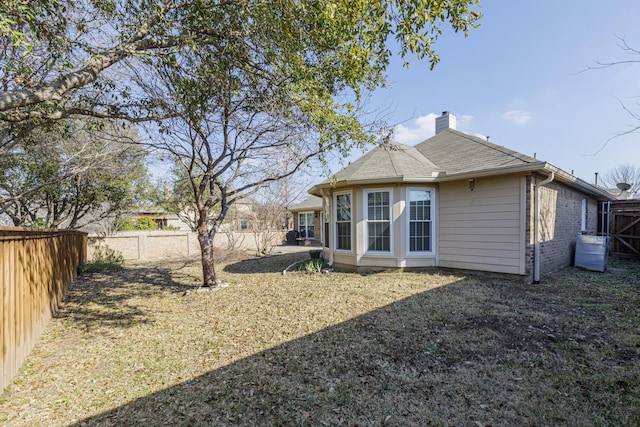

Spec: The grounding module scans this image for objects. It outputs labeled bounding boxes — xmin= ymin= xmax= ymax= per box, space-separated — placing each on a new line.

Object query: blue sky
xmin=328 ymin=0 xmax=640 ymax=186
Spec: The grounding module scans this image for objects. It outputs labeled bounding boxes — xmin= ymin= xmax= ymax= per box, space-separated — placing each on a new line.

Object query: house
xmin=122 ymin=197 xmax=272 ymax=233
xmin=288 ymin=196 xmax=323 ymax=245
xmin=309 ymin=112 xmax=613 ymax=282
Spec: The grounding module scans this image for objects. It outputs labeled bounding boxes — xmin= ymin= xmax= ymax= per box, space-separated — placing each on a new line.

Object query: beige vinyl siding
xmin=332 ymin=253 xmax=357 ymax=267
xmin=438 ymin=176 xmax=525 ymax=274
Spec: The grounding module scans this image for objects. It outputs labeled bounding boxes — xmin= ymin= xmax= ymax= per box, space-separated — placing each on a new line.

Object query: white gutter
xmin=534 ymin=172 xmax=554 ymax=283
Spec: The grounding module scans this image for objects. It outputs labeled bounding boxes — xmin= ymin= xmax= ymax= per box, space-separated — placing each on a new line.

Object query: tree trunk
xmin=198 ymin=227 xmax=218 ymax=287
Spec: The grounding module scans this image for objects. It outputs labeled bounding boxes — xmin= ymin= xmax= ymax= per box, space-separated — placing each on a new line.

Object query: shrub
xmin=298 ymin=257 xmax=326 ymax=273
xmin=113 ymin=216 xmax=159 ymax=231
xmin=79 ymin=245 xmax=125 ymax=274
xmin=134 ymin=217 xmax=158 ymax=230
xmin=28 ymin=219 xmax=49 ymax=230
xmin=309 ymin=249 xmax=322 ymax=259
xmin=113 ymin=217 xmax=136 ymax=231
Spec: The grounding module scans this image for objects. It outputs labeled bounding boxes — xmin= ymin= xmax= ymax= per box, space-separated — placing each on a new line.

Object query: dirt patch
xmin=1 ymin=254 xmax=639 ymax=426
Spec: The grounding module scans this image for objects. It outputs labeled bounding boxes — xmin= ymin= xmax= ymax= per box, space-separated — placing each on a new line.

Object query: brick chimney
xmin=435 ymin=111 xmax=456 ymax=134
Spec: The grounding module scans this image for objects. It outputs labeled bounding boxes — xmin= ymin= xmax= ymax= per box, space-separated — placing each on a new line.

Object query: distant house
xmin=288 ymin=196 xmax=323 ymax=244
xmin=309 ymin=111 xmax=613 ymax=282
xmin=122 ymin=197 xmax=270 ymax=233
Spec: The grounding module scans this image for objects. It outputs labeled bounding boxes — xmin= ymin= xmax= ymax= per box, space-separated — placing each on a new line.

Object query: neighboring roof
xmin=604 ymin=188 xmax=640 ymax=200
xmin=289 ymin=196 xmax=323 ymax=211
xmin=309 ymin=128 xmax=613 ymax=201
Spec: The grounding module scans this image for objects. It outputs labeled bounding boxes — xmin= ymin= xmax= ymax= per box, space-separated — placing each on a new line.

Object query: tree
xmin=586 ymin=37 xmax=640 ymax=151
xmin=0 ymin=0 xmax=481 ymax=123
xmin=260 ymin=174 xmax=318 ymax=230
xmin=600 ymin=163 xmax=640 ymax=195
xmin=2 ymin=0 xmax=482 ymax=287
xmin=133 ymin=1 xmax=481 ymax=288
xmin=0 ymin=118 xmax=153 ymax=229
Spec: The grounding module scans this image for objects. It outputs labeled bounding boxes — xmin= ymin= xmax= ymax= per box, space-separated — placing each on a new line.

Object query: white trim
xmin=334 ymin=190 xmax=353 ymax=253
xmin=405 ymin=187 xmax=436 ymax=256
xmin=298 ymin=211 xmax=315 ymax=240
xmin=364 ymin=188 xmax=393 ymax=254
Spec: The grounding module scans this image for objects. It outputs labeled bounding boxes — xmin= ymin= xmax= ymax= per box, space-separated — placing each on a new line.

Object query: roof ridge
xmin=450 ymin=129 xmax=537 ymax=164
xmin=383 ymin=143 xmax=403 ymax=175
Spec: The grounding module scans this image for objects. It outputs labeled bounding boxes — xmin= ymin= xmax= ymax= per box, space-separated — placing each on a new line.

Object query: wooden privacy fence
xmin=0 ymin=227 xmax=87 ymax=391
xmin=607 ymin=200 xmax=640 ymax=257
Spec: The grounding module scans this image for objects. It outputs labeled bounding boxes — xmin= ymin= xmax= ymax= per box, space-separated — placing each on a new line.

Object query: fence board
xmin=605 ymin=201 xmax=640 ymax=257
xmin=0 ymin=228 xmax=87 ymax=391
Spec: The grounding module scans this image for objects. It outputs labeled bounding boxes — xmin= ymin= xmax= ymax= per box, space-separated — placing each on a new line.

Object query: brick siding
xmin=525 ymin=176 xmax=599 ymax=281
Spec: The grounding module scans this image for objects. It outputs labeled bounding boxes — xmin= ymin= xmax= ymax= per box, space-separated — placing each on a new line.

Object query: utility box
xmin=575 ymin=234 xmax=610 ymax=272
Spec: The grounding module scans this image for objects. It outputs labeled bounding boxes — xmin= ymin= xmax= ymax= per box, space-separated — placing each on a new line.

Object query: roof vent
xmin=435 ymin=111 xmax=456 ymax=134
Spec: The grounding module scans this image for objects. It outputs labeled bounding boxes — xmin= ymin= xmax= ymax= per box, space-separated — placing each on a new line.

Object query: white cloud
xmin=392 ymin=112 xmax=476 ymax=144
xmin=458 ymin=114 xmax=475 ymax=128
xmin=392 ymin=113 xmax=438 ymax=144
xmin=501 ymin=110 xmax=533 ymax=125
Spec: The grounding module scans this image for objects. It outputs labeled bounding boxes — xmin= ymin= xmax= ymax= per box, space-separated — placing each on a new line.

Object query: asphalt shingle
xmin=331 ymin=142 xmax=441 ymax=182
xmin=415 ymin=129 xmax=541 ymax=174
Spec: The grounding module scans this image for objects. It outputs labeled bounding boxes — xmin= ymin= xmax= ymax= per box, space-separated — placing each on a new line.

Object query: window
xmin=335 ymin=193 xmax=351 ymax=251
xmin=581 ymin=198 xmax=587 ymax=232
xmin=240 ymin=220 xmax=248 ymax=230
xmin=408 ymin=189 xmax=433 ymax=252
xmin=366 ymin=190 xmax=391 ymax=252
xmin=298 ymin=212 xmax=314 ymax=238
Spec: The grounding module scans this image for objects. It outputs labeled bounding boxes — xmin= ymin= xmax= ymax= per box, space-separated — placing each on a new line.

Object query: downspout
xmin=533 ymin=172 xmax=554 ymax=283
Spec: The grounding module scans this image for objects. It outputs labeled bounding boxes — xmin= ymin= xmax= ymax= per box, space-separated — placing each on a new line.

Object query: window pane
xmin=336 ymin=194 xmax=351 ymax=221
xmin=367 ymin=222 xmax=390 ymax=251
xmin=337 ymin=222 xmax=351 ymax=250
xmin=409 ymin=190 xmax=431 ymax=221
xmin=410 ymin=222 xmax=431 ymax=252
xmin=368 ymin=191 xmax=390 ymax=221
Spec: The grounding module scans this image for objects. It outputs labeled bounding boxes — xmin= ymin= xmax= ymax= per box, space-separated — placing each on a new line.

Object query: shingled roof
xmin=309 ymin=115 xmax=612 ymax=200
xmin=289 ymin=196 xmax=322 ymax=211
xmin=315 ymin=142 xmax=441 ymax=186
xmin=415 ymin=128 xmax=541 ymax=174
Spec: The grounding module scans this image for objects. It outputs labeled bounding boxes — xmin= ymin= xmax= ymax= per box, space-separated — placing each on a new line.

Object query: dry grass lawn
xmin=1 ymin=251 xmax=639 ymax=426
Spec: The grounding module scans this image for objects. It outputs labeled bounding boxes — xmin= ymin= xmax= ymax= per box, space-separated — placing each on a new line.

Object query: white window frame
xmin=298 ymin=211 xmax=315 ymax=239
xmin=364 ymin=189 xmax=393 ymax=254
xmin=334 ymin=191 xmax=353 ymax=252
xmin=406 ymin=188 xmax=435 ymax=255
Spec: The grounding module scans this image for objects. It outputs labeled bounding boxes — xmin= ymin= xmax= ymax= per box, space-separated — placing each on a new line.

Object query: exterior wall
xmin=528 ymin=179 xmax=599 ymax=277
xmin=438 ymin=175 xmax=526 ymax=275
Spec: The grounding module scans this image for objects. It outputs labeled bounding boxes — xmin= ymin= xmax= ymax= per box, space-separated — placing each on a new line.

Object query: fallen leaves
xmin=0 ymin=254 xmax=638 ymax=426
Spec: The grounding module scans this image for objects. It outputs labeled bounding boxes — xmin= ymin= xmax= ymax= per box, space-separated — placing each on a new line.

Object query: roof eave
xmin=309 ymin=175 xmax=441 ymax=196
xmin=439 ymin=162 xmax=547 ymax=181
xmin=310 ymin=162 xmax=613 ymax=201
xmin=544 ymin=163 xmax=614 ymax=200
